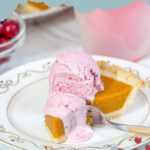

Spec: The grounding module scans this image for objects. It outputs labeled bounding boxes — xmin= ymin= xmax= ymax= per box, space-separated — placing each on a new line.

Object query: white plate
xmin=0 ymin=56 xmax=150 ymax=150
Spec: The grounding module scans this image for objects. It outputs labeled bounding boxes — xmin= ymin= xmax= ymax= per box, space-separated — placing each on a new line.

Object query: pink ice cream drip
xmin=50 ymin=51 xmax=103 ymax=101
xmin=67 ymin=125 xmax=93 ymax=143
xmin=45 ymin=51 xmax=104 ymax=143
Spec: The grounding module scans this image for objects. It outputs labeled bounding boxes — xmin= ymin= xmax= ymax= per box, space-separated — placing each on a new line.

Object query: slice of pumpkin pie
xmin=16 ymin=1 xmax=49 ymax=14
xmin=45 ymin=51 xmax=146 ymax=144
xmin=93 ymin=61 xmax=146 ymax=119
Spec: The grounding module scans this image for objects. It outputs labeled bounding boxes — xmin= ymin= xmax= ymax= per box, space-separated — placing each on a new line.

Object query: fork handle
xmin=108 ymin=120 xmax=150 ymax=135
xmin=128 ymin=126 xmax=150 ymax=135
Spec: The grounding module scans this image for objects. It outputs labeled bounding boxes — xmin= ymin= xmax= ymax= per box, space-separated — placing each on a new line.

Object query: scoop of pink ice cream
xmin=49 ymin=51 xmax=103 ymax=101
xmin=45 ymin=92 xmax=86 ymax=114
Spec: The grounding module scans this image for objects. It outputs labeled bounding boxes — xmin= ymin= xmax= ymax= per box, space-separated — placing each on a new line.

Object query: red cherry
xmin=0 ymin=37 xmax=9 ymax=51
xmin=1 ymin=20 xmax=20 ymax=38
xmin=134 ymin=137 xmax=142 ymax=144
xmin=145 ymin=145 xmax=150 ymax=150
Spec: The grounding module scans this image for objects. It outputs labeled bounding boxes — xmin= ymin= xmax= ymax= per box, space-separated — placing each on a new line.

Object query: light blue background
xmin=0 ymin=0 xmax=150 ymax=20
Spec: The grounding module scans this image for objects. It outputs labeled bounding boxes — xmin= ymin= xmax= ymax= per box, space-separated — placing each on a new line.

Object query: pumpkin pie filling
xmin=93 ymin=75 xmax=132 ymax=114
xmin=45 ymin=115 xmax=65 ymax=139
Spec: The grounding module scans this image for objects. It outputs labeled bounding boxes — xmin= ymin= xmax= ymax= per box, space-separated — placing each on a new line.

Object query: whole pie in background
xmin=16 ymin=0 xmax=49 ymax=14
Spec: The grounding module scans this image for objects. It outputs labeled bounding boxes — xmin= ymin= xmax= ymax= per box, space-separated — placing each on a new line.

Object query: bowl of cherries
xmin=0 ymin=12 xmax=25 ymax=66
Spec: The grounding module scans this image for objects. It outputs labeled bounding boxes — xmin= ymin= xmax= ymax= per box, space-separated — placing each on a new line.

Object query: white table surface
xmin=0 ymin=8 xmax=150 ymax=150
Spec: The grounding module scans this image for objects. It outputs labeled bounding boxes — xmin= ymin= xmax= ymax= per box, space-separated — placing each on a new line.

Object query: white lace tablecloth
xmin=0 ymin=8 xmax=150 ymax=150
